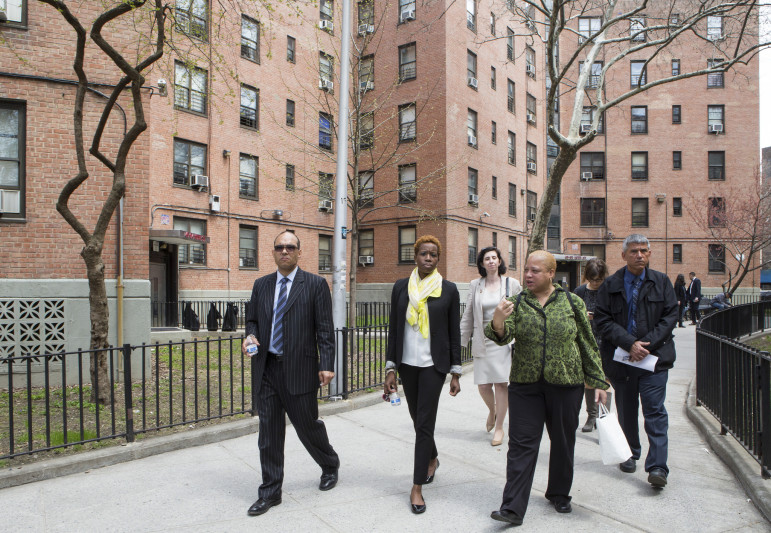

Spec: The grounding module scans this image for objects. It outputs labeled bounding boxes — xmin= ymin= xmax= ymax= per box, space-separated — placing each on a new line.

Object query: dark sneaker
xmin=619 ymin=458 xmax=637 ymax=473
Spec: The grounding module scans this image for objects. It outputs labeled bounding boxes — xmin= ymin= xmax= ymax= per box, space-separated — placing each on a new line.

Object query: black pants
xmin=689 ymin=300 xmax=701 ymax=322
xmin=256 ymin=355 xmax=340 ymax=500
xmin=399 ymin=364 xmax=446 ymax=485
xmin=678 ymin=301 xmax=686 ymax=325
xmin=500 ymin=382 xmax=583 ymax=518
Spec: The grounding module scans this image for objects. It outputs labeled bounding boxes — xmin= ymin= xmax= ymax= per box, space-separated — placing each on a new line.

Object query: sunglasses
xmin=274 ymin=245 xmax=298 ymax=252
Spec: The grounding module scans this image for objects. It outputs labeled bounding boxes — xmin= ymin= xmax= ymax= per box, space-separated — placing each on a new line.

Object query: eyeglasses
xmin=274 ymin=245 xmax=298 ymax=252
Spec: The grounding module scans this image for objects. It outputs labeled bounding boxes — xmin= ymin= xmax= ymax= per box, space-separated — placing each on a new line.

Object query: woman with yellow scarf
xmin=384 ymin=235 xmax=462 ymax=514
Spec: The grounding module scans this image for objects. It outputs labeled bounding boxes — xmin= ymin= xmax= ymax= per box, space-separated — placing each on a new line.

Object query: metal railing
xmin=696 ymin=301 xmax=771 ymax=477
xmin=151 ymin=299 xmax=248 ymax=330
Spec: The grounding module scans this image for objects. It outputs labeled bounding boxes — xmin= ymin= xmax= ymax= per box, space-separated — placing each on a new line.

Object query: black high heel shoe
xmin=411 ymin=497 xmax=426 ymax=514
xmin=425 ymin=458 xmax=440 ymax=484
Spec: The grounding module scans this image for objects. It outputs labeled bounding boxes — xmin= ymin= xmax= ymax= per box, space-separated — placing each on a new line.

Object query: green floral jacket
xmin=484 ymin=285 xmax=608 ymax=389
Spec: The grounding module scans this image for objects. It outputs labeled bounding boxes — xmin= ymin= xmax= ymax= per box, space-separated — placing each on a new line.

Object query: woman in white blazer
xmin=460 ymin=246 xmax=521 ymax=446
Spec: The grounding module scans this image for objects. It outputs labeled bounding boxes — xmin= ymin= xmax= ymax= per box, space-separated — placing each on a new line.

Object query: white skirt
xmin=473 ymin=338 xmax=511 ymax=384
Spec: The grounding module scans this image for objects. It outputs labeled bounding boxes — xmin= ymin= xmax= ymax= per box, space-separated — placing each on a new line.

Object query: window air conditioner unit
xmin=358 ymin=24 xmax=374 ymax=35
xmin=528 ymin=212 xmax=536 ymax=221
xmin=400 ymin=9 xmax=415 ymax=22
xmin=319 ymin=79 xmax=334 ymax=91
xmin=360 ymin=80 xmax=374 ymax=91
xmin=468 ymin=193 xmax=479 ymax=205
xmin=209 ymin=194 xmax=221 ymax=212
xmin=527 ymin=113 xmax=536 ymax=124
xmin=319 ymin=199 xmax=334 ymax=212
xmin=527 ymin=161 xmax=537 ymax=172
xmin=191 ymin=174 xmax=209 ymax=189
xmin=318 ymin=20 xmax=334 ymax=32
xmin=580 ymin=123 xmax=592 ymax=133
xmin=525 ymin=20 xmax=535 ymax=30
xmin=526 ymin=64 xmax=535 ymax=76
xmin=581 ymin=172 xmax=593 ymax=181
xmin=467 ymin=135 xmax=477 ymax=146
xmin=0 ymin=189 xmax=20 ymax=214
xmin=359 ymin=255 xmax=375 ymax=265
xmin=709 ymin=124 xmax=724 ymax=133
xmin=467 ymin=76 xmax=478 ymax=89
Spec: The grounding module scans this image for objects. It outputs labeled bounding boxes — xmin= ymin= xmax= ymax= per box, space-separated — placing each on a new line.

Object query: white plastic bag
xmin=596 ymin=403 xmax=632 ymax=465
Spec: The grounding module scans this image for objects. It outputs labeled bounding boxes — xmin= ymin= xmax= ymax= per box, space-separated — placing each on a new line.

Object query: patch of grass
xmin=746 ymin=334 xmax=771 ymax=352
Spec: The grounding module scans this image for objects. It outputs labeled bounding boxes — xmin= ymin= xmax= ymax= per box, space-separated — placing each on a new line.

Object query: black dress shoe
xmin=411 ymin=498 xmax=426 ymax=514
xmin=619 ymin=458 xmax=637 ymax=473
xmin=247 ymin=497 xmax=281 ymax=516
xmin=551 ymin=500 xmax=572 ymax=513
xmin=648 ymin=467 xmax=668 ymax=487
xmin=319 ymin=469 xmax=338 ymax=491
xmin=490 ymin=509 xmax=523 ymax=525
xmin=425 ymin=458 xmax=440 ymax=484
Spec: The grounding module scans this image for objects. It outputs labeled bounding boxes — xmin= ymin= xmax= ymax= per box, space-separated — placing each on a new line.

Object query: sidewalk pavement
xmin=1 ymin=325 xmax=770 ymax=532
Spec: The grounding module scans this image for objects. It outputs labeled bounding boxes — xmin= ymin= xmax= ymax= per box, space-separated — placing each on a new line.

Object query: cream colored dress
xmin=474 ymin=288 xmax=512 ymax=384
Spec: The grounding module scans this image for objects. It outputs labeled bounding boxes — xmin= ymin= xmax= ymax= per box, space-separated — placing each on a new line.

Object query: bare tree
xmin=686 ymin=168 xmax=771 ymax=295
xmin=489 ymin=0 xmax=769 ymax=254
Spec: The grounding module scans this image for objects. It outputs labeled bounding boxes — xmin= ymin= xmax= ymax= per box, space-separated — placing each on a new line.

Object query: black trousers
xmin=678 ymin=301 xmax=686 ymax=325
xmin=399 ymin=364 xmax=446 ymax=485
xmin=256 ymin=355 xmax=340 ymax=500
xmin=689 ymin=300 xmax=701 ymax=322
xmin=500 ymin=381 xmax=583 ymax=518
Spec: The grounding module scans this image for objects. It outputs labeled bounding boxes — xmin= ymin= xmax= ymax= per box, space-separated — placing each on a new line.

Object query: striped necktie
xmin=628 ymin=277 xmax=642 ymax=336
xmin=272 ymin=277 xmax=289 ymax=354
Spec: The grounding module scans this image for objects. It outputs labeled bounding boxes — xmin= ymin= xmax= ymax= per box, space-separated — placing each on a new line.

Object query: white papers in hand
xmin=613 ymin=347 xmax=658 ymax=372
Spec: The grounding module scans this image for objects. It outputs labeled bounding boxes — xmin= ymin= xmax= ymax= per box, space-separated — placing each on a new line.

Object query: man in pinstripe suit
xmin=242 ymin=230 xmax=340 ymax=516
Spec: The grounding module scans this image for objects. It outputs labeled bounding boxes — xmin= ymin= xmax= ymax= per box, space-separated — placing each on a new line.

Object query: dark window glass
xmin=580 ymin=198 xmax=605 ymax=226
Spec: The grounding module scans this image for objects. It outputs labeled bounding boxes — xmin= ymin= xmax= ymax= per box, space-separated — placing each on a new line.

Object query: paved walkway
xmin=1 ymin=326 xmax=769 ymax=532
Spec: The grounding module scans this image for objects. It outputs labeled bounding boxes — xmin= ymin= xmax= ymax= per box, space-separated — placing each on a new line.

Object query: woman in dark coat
xmin=674 ymin=274 xmax=687 ymax=328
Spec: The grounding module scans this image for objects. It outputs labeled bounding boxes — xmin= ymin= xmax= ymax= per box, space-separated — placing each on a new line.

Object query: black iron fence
xmin=696 ymin=302 xmax=771 ymax=478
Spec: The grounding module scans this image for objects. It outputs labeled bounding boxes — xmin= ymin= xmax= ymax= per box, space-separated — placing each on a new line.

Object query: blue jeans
xmin=611 ymin=369 xmax=669 ymax=473
xmin=711 ymin=302 xmax=728 ymax=310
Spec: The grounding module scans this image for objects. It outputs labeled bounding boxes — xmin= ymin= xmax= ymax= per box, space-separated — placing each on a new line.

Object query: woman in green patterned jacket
xmin=486 ymin=250 xmax=609 ymax=527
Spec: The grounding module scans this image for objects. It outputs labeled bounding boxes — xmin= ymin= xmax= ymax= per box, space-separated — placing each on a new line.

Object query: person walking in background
xmin=241 ymin=231 xmax=340 ymax=517
xmin=573 ymin=257 xmax=610 ymax=433
xmin=383 ymin=235 xmax=462 ymax=514
xmin=486 ymin=251 xmax=608 ymax=526
xmin=594 ymin=234 xmax=678 ymax=489
xmin=460 ymin=246 xmax=521 ymax=446
xmin=687 ymin=272 xmax=702 ymax=324
xmin=673 ymin=274 xmax=687 ymax=328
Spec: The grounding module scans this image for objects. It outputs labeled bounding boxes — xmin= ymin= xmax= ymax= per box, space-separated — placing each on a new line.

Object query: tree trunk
xmin=82 ymin=240 xmax=111 ymax=404
xmin=348 ymin=223 xmax=359 ymax=328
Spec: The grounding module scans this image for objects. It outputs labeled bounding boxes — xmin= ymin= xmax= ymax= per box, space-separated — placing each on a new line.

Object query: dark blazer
xmin=245 ymin=268 xmax=335 ymax=395
xmin=594 ymin=267 xmax=679 ymax=379
xmin=386 ymin=278 xmax=462 ymax=374
xmin=687 ymin=277 xmax=702 ymax=303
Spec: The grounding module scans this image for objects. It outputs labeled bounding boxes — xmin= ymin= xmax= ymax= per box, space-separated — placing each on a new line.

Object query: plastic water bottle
xmin=245 ymin=338 xmax=258 ymax=357
xmin=388 ymin=392 xmax=401 ymax=406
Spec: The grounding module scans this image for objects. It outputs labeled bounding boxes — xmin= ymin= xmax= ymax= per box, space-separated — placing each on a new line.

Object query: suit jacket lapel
xmin=264 ymin=273 xmax=278 ymax=320
xmin=283 ymin=268 xmax=305 ymax=313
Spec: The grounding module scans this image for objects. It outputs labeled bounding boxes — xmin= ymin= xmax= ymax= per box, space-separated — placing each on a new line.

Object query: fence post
xmin=122 ymin=344 xmax=135 ymax=444
xmin=759 ymin=353 xmax=771 ymax=479
xmin=342 ymin=327 xmax=349 ymax=400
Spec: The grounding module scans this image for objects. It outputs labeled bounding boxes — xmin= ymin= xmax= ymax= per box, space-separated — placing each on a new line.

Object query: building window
xmin=630 ymin=15 xmax=646 ymax=41
xmin=630 ymin=60 xmax=647 ymax=87
xmin=709 ymin=197 xmax=726 ymax=227
xmin=526 ymin=142 xmax=537 ymax=174
xmin=579 ymin=61 xmax=603 ymax=89
xmin=631 ymin=198 xmax=649 ymax=227
xmin=467 ymin=109 xmax=477 ymax=147
xmin=581 ymin=106 xmax=604 ymax=133
xmin=359 ymin=229 xmax=375 ymax=261
xmin=491 ymin=121 xmax=497 ymax=144
xmin=525 ymin=47 xmax=535 ymax=78
xmin=580 ymin=198 xmax=605 ymax=226
xmin=580 ymin=152 xmax=605 ymax=180
xmin=398 ymin=164 xmax=417 ymax=203
xmin=176 ymin=0 xmax=207 ymax=40
xmin=507 ymin=79 xmax=515 ymax=113
xmin=467 ymin=50 xmax=477 ymax=84
xmin=707 ymin=59 xmax=724 ymax=88
xmin=526 ymin=93 xmax=536 ymax=125
xmin=673 ymin=244 xmax=682 ymax=263
xmin=358 ymin=0 xmax=374 ymax=25
xmin=399 ymin=103 xmax=416 ymax=142
xmin=399 ymin=226 xmax=416 ymax=262
xmin=319 ymin=172 xmax=334 ymax=201
xmin=506 ymin=27 xmax=514 ymax=61
xmin=1 ymin=0 xmax=26 ymax=24
xmin=708 ymin=244 xmax=725 ymax=273
xmin=175 ymin=217 xmax=206 ymax=265
xmin=492 ymin=176 xmax=497 ymax=199
xmin=360 ymin=112 xmax=374 ymax=150
xmin=399 ymin=43 xmax=417 ymax=82
xmin=319 ymin=113 xmax=333 ymax=150
xmin=468 ymin=168 xmax=478 ymax=204
xmin=526 ymin=191 xmax=537 ymax=222
xmin=671 ymin=59 xmax=680 ymax=76
xmin=490 ymin=66 xmax=496 ymax=89
xmin=241 ymin=15 xmax=259 ymax=62
xmin=320 ymin=0 xmax=333 ymax=23
xmin=490 ymin=12 xmax=496 ymax=35
xmin=466 ymin=0 xmax=476 ymax=31
xmin=358 ymin=171 xmax=374 ymax=208
xmin=631 ymin=106 xmax=647 ymax=133
xmin=507 ymin=131 xmax=516 ymax=165
xmin=673 ymin=151 xmax=682 ymax=170
xmin=707 ymin=15 xmax=723 ymax=40
xmin=492 ymin=232 xmax=497 ymax=248
xmin=468 ymin=228 xmax=478 ymax=264
xmin=708 ymin=105 xmax=725 ymax=132
xmin=173 ymin=139 xmax=206 ymax=187
xmin=508 ymin=183 xmax=516 ymax=217
xmin=239 ymin=226 xmax=258 ymax=268
xmin=673 ymin=197 xmax=682 ymax=216
xmin=285 ymin=164 xmax=295 ymax=190
xmin=578 ymin=16 xmax=601 ymax=43
xmin=240 ymin=85 xmax=258 ymax=129
xmin=287 ymin=36 xmax=296 ymax=63
xmin=631 ymin=152 xmax=648 ymax=180
xmin=174 ymin=61 xmax=207 ymax=115
xmin=319 ymin=235 xmax=332 ymax=271
xmin=286 ymin=99 xmax=295 ymax=127
xmin=399 ymin=0 xmax=416 ymax=22
xmin=360 ymin=54 xmax=375 ymax=87
xmin=672 ymin=105 xmax=681 ymax=124
xmin=239 ymin=154 xmax=258 ymax=198
xmin=580 ymin=244 xmax=606 ymax=261
xmin=508 ymin=236 xmax=516 ymax=269
xmin=0 ymin=101 xmax=24 ymax=218
xmin=708 ymin=151 xmax=725 ymax=180
xmin=320 ymin=52 xmax=334 ymax=85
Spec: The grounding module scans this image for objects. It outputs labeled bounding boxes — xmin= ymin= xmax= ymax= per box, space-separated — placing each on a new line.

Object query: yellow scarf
xmin=406 ymin=267 xmax=442 ymax=338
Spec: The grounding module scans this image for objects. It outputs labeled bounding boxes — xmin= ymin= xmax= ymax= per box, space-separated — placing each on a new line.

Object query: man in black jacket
xmin=594 ymin=234 xmax=678 ymax=488
xmin=687 ymin=272 xmax=702 ymax=324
